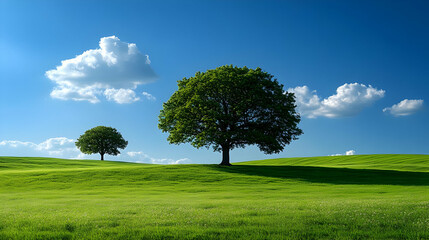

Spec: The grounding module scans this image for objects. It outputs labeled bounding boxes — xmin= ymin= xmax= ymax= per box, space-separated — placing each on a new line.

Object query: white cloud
xmin=127 ymin=151 xmax=145 ymax=157
xmin=383 ymin=99 xmax=424 ymax=117
xmin=0 ymin=140 xmax=37 ymax=148
xmin=331 ymin=150 xmax=355 ymax=156
xmin=36 ymin=137 xmax=75 ymax=151
xmin=142 ymin=91 xmax=156 ymax=101
xmin=50 ymin=86 xmax=101 ymax=103
xmin=46 ymin=36 xmax=156 ymax=103
xmin=104 ymin=88 xmax=140 ymax=104
xmin=0 ymin=137 xmax=81 ymax=157
xmin=345 ymin=150 xmax=355 ymax=155
xmin=287 ymin=86 xmax=321 ymax=118
xmin=0 ymin=137 xmax=190 ymax=164
xmin=126 ymin=151 xmax=190 ymax=164
xmin=288 ymin=83 xmax=385 ymax=118
xmin=151 ymin=158 xmax=191 ymax=165
xmin=75 ymin=153 xmax=89 ymax=160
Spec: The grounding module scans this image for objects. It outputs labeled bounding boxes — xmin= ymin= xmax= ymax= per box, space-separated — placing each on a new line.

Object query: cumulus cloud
xmin=127 ymin=151 xmax=190 ymax=164
xmin=0 ymin=137 xmax=81 ymax=157
xmin=50 ymin=86 xmax=101 ymax=103
xmin=331 ymin=150 xmax=355 ymax=156
xmin=46 ymin=36 xmax=157 ymax=103
xmin=288 ymin=83 xmax=385 ymax=118
xmin=383 ymin=99 xmax=424 ymax=117
xmin=345 ymin=150 xmax=355 ymax=155
xmin=104 ymin=88 xmax=140 ymax=104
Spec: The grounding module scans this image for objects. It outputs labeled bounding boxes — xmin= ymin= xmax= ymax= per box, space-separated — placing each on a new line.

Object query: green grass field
xmin=0 ymin=154 xmax=428 ymax=239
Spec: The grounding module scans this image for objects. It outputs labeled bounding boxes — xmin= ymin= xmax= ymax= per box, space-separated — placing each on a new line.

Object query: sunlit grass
xmin=0 ymin=155 xmax=428 ymax=239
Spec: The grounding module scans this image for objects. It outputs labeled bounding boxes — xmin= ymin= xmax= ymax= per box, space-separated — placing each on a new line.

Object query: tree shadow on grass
xmin=211 ymin=165 xmax=429 ymax=186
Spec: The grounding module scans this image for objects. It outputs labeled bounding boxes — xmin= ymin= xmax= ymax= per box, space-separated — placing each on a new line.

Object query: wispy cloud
xmin=288 ymin=83 xmax=385 ymax=118
xmin=383 ymin=99 xmax=424 ymax=117
xmin=142 ymin=91 xmax=156 ymax=101
xmin=126 ymin=151 xmax=190 ymax=164
xmin=46 ymin=36 xmax=157 ymax=104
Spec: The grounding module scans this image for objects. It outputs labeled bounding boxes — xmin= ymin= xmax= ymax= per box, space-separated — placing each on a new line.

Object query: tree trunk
xmin=100 ymin=153 xmax=104 ymax=161
xmin=220 ymin=145 xmax=231 ymax=166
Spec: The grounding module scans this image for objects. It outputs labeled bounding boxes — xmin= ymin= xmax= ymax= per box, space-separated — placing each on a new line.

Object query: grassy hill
xmin=0 ymin=155 xmax=428 ymax=239
xmin=238 ymin=154 xmax=429 ymax=172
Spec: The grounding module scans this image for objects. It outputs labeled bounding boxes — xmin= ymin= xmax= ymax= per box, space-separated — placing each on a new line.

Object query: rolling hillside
xmin=237 ymin=154 xmax=429 ymax=172
xmin=0 ymin=155 xmax=428 ymax=239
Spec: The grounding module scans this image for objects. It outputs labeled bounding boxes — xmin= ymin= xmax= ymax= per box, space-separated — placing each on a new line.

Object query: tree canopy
xmin=75 ymin=126 xmax=128 ymax=161
xmin=158 ymin=65 xmax=303 ymax=165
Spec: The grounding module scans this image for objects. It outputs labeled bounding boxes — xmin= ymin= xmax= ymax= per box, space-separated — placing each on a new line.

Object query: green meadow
xmin=0 ymin=154 xmax=428 ymax=239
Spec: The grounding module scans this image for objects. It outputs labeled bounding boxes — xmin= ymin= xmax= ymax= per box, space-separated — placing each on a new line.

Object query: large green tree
xmin=158 ymin=65 xmax=303 ymax=165
xmin=75 ymin=126 xmax=128 ymax=161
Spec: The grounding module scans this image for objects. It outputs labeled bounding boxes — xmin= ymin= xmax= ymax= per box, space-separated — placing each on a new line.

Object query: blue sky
xmin=1 ymin=0 xmax=428 ymax=164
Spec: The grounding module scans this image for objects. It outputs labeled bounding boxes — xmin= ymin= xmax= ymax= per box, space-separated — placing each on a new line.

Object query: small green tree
xmin=158 ymin=65 xmax=303 ymax=165
xmin=75 ymin=126 xmax=128 ymax=161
